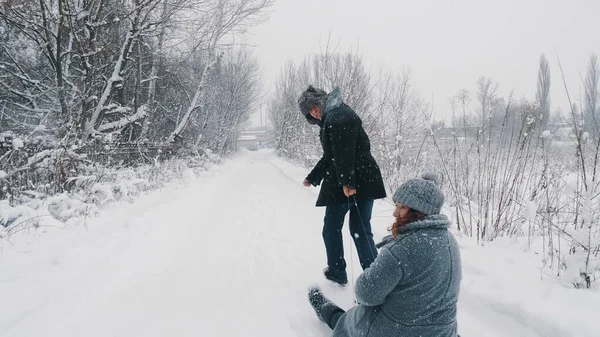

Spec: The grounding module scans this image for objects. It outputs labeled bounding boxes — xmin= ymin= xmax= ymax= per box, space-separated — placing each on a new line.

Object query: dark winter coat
xmin=332 ymin=214 xmax=462 ymax=337
xmin=305 ymin=88 xmax=387 ymax=206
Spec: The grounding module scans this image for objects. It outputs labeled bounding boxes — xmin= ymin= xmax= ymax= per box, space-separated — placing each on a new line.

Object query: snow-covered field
xmin=1 ymin=149 xmax=598 ymax=337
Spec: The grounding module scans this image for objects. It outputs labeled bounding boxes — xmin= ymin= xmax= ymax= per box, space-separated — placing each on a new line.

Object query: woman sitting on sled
xmin=308 ymin=173 xmax=462 ymax=337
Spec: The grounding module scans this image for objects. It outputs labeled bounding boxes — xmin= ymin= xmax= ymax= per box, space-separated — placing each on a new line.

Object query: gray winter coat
xmin=332 ymin=214 xmax=462 ymax=337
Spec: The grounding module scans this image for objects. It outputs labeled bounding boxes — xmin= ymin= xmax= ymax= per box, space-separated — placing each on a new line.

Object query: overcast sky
xmin=243 ymin=0 xmax=600 ymax=126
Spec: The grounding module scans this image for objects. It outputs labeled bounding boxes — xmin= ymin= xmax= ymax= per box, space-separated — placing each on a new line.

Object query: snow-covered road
xmin=1 ymin=150 xmax=597 ymax=336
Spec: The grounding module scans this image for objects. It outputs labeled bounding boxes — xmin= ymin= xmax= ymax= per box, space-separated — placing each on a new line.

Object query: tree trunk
xmin=140 ymin=0 xmax=169 ymax=140
xmin=83 ymin=21 xmax=139 ymax=139
xmin=168 ymin=49 xmax=220 ymax=142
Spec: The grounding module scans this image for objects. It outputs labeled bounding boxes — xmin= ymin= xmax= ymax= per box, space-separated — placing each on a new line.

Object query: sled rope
xmin=347 ymin=195 xmax=376 ymax=304
xmin=347 ymin=196 xmax=357 ymax=304
xmin=352 ymin=195 xmax=378 ymax=261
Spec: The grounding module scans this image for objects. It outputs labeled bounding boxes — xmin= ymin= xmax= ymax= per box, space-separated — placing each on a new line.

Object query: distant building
xmin=237 ymin=128 xmax=273 ymax=150
xmin=237 ymin=134 xmax=259 ymax=150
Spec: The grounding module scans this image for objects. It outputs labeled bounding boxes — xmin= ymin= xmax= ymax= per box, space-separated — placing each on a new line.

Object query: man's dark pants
xmin=322 ymin=198 xmax=378 ymax=278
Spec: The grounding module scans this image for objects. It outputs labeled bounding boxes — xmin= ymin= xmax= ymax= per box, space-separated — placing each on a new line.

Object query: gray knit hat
xmin=392 ymin=173 xmax=444 ymax=215
xmin=298 ymin=85 xmax=328 ymax=123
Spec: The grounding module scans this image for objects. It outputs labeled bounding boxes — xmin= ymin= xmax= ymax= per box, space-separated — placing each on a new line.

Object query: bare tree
xmin=583 ymin=54 xmax=600 ymax=141
xmin=289 ymin=42 xmax=375 ymax=131
xmin=268 ymin=61 xmax=314 ymax=160
xmin=376 ymin=67 xmax=429 ymax=191
xmin=268 ymin=48 xmax=375 ymax=167
xmin=0 ymin=0 xmax=72 ymax=132
xmin=83 ymin=0 xmax=162 ymax=139
xmin=140 ymin=0 xmax=188 ymax=139
xmin=446 ymin=89 xmax=475 ymax=235
xmin=536 ymin=54 xmax=551 ymax=129
xmin=198 ymin=48 xmax=262 ymax=153
xmin=476 ymin=76 xmax=499 ymax=128
xmin=168 ymin=0 xmax=273 ymax=142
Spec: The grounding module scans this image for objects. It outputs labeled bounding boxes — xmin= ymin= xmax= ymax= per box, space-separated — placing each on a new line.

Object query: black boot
xmin=323 ymin=267 xmax=348 ymax=286
xmin=308 ymin=285 xmax=344 ymax=328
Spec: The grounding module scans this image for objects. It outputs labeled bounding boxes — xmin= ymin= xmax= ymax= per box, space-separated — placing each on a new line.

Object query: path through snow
xmin=1 ymin=150 xmax=597 ymax=336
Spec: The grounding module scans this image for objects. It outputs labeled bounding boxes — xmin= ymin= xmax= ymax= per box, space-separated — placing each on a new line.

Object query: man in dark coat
xmin=298 ymin=85 xmax=387 ymax=286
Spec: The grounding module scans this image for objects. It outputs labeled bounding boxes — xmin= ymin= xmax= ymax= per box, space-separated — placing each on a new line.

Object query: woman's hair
xmin=389 ymin=208 xmax=427 ymax=238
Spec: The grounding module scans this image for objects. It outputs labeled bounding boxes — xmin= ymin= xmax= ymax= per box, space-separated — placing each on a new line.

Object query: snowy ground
xmin=1 ymin=149 xmax=598 ymax=337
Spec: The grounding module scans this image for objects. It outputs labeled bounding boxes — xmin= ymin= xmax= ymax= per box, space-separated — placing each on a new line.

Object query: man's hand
xmin=343 ymin=185 xmax=356 ymax=197
xmin=303 ymin=179 xmax=311 ymax=187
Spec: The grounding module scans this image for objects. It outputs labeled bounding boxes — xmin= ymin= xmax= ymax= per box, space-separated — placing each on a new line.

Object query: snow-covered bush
xmin=0 ymin=144 xmax=220 ymax=239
